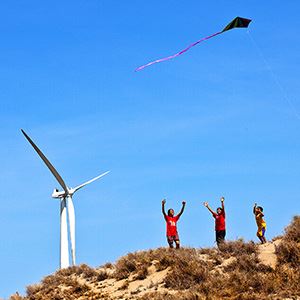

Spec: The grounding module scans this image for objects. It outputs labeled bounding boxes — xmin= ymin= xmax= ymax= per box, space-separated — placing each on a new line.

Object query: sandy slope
xmin=257 ymin=239 xmax=281 ymax=269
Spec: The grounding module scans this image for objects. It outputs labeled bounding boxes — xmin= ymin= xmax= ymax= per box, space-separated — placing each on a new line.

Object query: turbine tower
xmin=21 ymin=129 xmax=109 ymax=269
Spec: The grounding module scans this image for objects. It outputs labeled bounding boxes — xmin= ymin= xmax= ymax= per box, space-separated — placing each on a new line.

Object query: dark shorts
xmin=167 ymin=234 xmax=179 ymax=245
xmin=216 ymin=230 xmax=226 ymax=245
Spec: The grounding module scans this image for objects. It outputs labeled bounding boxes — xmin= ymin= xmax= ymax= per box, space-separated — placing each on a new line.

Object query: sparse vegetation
xmin=9 ymin=216 xmax=300 ymax=300
xmin=276 ymin=216 xmax=300 ymax=268
xmin=218 ymin=238 xmax=256 ymax=256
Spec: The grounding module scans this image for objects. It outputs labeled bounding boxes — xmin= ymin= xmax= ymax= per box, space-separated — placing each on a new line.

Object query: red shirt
xmin=165 ymin=215 xmax=180 ymax=236
xmin=213 ymin=211 xmax=226 ymax=231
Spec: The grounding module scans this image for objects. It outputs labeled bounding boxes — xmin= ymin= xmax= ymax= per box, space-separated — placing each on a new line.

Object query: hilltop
xmin=9 ymin=216 xmax=300 ymax=300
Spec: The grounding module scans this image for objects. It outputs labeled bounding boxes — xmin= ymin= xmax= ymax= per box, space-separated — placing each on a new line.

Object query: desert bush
xmin=26 ymin=284 xmax=41 ymax=297
xmin=101 ymin=262 xmax=114 ymax=269
xmin=154 ymin=248 xmax=213 ymax=271
xmin=96 ymin=270 xmax=109 ymax=281
xmin=69 ymin=280 xmax=90 ymax=295
xmin=198 ymin=247 xmax=218 ymax=256
xmin=56 ymin=264 xmax=98 ymax=280
xmin=164 ymin=257 xmax=209 ymax=290
xmin=114 ymin=253 xmax=139 ymax=279
xmin=224 ymin=254 xmax=272 ymax=273
xmin=135 ymin=264 xmax=148 ymax=280
xmin=56 ymin=266 xmax=77 ymax=277
xmin=154 ymin=251 xmax=177 ymax=271
xmin=282 ymin=215 xmax=300 ymax=242
xmin=8 ymin=294 xmax=24 ymax=300
xmin=276 ymin=240 xmax=300 ymax=268
xmin=79 ymin=264 xmax=99 ymax=279
xmin=218 ymin=239 xmax=256 ymax=257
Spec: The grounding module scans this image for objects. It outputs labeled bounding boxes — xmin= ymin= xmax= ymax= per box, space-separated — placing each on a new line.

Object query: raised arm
xmin=220 ymin=196 xmax=225 ymax=211
xmin=203 ymin=202 xmax=216 ymax=215
xmin=253 ymin=203 xmax=257 ymax=214
xmin=177 ymin=201 xmax=186 ymax=217
xmin=162 ymin=199 xmax=167 ymax=218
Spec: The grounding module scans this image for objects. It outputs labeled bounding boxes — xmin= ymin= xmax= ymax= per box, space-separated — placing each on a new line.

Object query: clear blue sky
xmin=1 ymin=0 xmax=300 ymax=297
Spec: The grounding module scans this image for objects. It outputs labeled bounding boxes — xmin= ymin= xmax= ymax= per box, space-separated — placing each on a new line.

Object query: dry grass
xmin=276 ymin=216 xmax=300 ymax=268
xmin=282 ymin=215 xmax=300 ymax=242
xmin=218 ymin=239 xmax=256 ymax=257
xmin=276 ymin=240 xmax=300 ymax=267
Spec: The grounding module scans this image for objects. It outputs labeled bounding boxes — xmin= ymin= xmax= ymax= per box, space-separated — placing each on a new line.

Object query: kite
xmin=135 ymin=16 xmax=252 ymax=72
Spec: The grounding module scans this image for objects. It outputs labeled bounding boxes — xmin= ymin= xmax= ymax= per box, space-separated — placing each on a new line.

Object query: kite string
xmin=246 ymin=30 xmax=300 ymax=120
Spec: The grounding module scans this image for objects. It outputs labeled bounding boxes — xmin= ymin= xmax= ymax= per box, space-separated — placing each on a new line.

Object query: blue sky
xmin=1 ymin=0 xmax=300 ymax=297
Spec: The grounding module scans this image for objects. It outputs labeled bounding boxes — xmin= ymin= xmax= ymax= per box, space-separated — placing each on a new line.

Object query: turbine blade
xmin=72 ymin=171 xmax=110 ymax=193
xmin=67 ymin=196 xmax=76 ymax=266
xmin=60 ymin=198 xmax=69 ymax=269
xmin=21 ymin=129 xmax=68 ymax=194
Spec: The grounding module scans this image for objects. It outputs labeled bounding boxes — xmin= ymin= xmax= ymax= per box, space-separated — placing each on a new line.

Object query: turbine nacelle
xmin=52 ymin=188 xmax=68 ymax=199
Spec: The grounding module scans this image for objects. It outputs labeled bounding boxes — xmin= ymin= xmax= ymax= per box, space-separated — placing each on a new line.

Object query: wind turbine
xmin=21 ymin=129 xmax=110 ymax=269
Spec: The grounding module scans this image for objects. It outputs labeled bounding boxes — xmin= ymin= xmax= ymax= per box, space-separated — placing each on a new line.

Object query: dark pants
xmin=216 ymin=230 xmax=226 ymax=246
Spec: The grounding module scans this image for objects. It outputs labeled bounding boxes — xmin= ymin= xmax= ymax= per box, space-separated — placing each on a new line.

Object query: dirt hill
xmin=9 ymin=216 xmax=300 ymax=300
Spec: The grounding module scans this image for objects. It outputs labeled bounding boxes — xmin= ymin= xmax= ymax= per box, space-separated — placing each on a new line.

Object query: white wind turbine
xmin=21 ymin=129 xmax=110 ymax=269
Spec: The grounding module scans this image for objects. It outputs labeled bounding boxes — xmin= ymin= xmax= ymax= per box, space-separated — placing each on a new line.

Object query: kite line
xmin=135 ymin=17 xmax=252 ymax=72
xmin=247 ymin=30 xmax=300 ymax=120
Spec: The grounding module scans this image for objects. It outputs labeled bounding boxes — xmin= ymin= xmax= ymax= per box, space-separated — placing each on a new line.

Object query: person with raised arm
xmin=162 ymin=199 xmax=186 ymax=249
xmin=253 ymin=203 xmax=267 ymax=244
xmin=203 ymin=197 xmax=226 ymax=247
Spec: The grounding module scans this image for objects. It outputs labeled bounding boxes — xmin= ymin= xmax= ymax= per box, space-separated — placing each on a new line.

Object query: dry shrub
xmin=135 ymin=265 xmax=148 ymax=280
xmin=96 ymin=270 xmax=109 ymax=281
xmin=114 ymin=253 xmax=138 ymax=280
xmin=77 ymin=264 xmax=99 ymax=279
xmin=41 ymin=274 xmax=64 ymax=287
xmin=218 ymin=239 xmax=256 ymax=257
xmin=198 ymin=247 xmax=217 ymax=256
xmin=69 ymin=280 xmax=90 ymax=295
xmin=25 ymin=271 xmax=94 ymax=300
xmin=276 ymin=240 xmax=300 ymax=268
xmin=113 ymin=247 xmax=213 ymax=286
xmin=26 ymin=284 xmax=41 ymax=297
xmin=101 ymin=262 xmax=113 ymax=269
xmin=9 ymin=294 xmax=24 ymax=300
xmin=165 ymin=260 xmax=208 ymax=290
xmin=220 ymin=270 xmax=265 ymax=296
xmin=273 ymin=265 xmax=300 ymax=295
xmin=282 ymin=215 xmax=300 ymax=242
xmin=113 ymin=247 xmax=188 ymax=279
xmin=275 ymin=215 xmax=300 ymax=269
xmin=153 ymin=248 xmax=213 ymax=271
xmin=224 ymin=254 xmax=272 ymax=273
xmin=158 ymin=248 xmax=210 ymax=290
xmin=57 ymin=264 xmax=98 ymax=279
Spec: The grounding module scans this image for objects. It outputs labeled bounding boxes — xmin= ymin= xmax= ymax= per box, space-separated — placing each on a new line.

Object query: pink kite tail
xmin=135 ymin=31 xmax=222 ymax=72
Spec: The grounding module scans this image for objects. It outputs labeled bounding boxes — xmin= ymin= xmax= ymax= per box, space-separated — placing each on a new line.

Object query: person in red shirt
xmin=162 ymin=199 xmax=186 ymax=249
xmin=203 ymin=197 xmax=226 ymax=247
